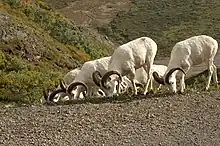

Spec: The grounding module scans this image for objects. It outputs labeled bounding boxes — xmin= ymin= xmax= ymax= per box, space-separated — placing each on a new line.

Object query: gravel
xmin=1 ymin=91 xmax=220 ymax=146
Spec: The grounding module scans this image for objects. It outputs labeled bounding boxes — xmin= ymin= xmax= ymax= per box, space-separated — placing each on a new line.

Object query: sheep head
xmin=92 ymin=70 xmax=119 ymax=97
xmin=43 ymin=81 xmax=67 ymax=102
xmin=67 ymin=82 xmax=88 ymax=98
xmin=99 ymin=70 xmax=122 ymax=97
xmin=153 ymin=67 xmax=185 ymax=93
xmin=43 ymin=88 xmax=67 ymax=102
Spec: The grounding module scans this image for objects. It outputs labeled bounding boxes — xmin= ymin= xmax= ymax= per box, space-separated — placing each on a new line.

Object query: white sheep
xmin=153 ymin=35 xmax=218 ymax=93
xmin=119 ymin=64 xmax=168 ymax=94
xmin=43 ymin=68 xmax=83 ymax=102
xmin=99 ymin=37 xmax=158 ymax=96
xmin=135 ymin=64 xmax=168 ymax=92
xmin=66 ymin=56 xmax=116 ymax=99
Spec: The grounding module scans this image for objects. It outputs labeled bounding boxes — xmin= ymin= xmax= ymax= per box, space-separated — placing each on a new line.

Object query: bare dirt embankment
xmin=1 ymin=91 xmax=220 ymax=145
xmin=44 ymin=0 xmax=131 ymax=27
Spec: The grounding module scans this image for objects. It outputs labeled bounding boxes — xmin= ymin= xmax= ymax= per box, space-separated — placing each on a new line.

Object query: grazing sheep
xmin=119 ymin=64 xmax=168 ymax=94
xmin=43 ymin=68 xmax=83 ymax=102
xmin=153 ymin=35 xmax=218 ymax=93
xmin=66 ymin=57 xmax=114 ymax=99
xmin=98 ymin=37 xmax=157 ymax=96
xmin=135 ymin=64 xmax=168 ymax=92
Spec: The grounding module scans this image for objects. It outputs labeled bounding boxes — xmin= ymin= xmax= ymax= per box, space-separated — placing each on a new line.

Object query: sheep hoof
xmin=142 ymin=92 xmax=149 ymax=96
xmin=149 ymin=90 xmax=154 ymax=94
xmin=177 ymin=90 xmax=184 ymax=94
xmin=205 ymin=87 xmax=210 ymax=91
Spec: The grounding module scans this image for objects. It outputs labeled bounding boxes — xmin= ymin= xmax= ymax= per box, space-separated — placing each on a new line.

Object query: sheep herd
xmin=43 ymin=35 xmax=218 ymax=103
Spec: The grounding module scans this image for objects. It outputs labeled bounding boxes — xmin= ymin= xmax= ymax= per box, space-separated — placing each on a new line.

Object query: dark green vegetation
xmin=0 ymin=0 xmax=112 ymax=104
xmin=185 ymin=68 xmax=220 ymax=91
xmin=99 ymin=0 xmax=220 ymax=57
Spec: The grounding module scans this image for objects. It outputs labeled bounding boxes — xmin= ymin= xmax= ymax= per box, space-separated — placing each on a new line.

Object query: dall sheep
xmin=153 ymin=35 xmax=218 ymax=93
xmin=135 ymin=64 xmax=168 ymax=92
xmin=66 ymin=56 xmax=120 ymax=99
xmin=97 ymin=37 xmax=157 ymax=96
xmin=119 ymin=64 xmax=168 ymax=94
xmin=43 ymin=68 xmax=83 ymax=102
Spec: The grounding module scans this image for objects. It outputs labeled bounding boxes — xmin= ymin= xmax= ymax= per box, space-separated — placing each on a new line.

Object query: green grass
xmin=98 ymin=0 xmax=220 ymax=57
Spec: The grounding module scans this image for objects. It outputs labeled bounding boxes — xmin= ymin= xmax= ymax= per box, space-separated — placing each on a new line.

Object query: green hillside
xmin=98 ymin=0 xmax=220 ymax=57
xmin=1 ymin=0 xmax=220 ymax=104
xmin=0 ymin=0 xmax=112 ymax=104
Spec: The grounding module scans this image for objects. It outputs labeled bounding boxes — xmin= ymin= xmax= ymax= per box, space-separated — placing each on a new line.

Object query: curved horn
xmin=165 ymin=68 xmax=186 ymax=84
xmin=67 ymin=82 xmax=88 ymax=95
xmin=48 ymin=88 xmax=66 ymax=101
xmin=92 ymin=71 xmax=102 ymax=87
xmin=101 ymin=71 xmax=122 ymax=88
xmin=43 ymin=88 xmax=49 ymax=101
xmin=60 ymin=80 xmax=67 ymax=91
xmin=153 ymin=72 xmax=165 ymax=85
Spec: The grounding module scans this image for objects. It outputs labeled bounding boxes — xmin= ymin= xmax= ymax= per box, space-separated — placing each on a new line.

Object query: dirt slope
xmin=43 ymin=0 xmax=131 ymax=27
xmin=1 ymin=91 xmax=220 ymax=145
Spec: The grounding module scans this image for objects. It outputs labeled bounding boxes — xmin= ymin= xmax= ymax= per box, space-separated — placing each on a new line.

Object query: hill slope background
xmin=45 ymin=0 xmax=220 ymax=57
xmin=1 ymin=0 xmax=220 ymax=104
xmin=0 ymin=0 xmax=113 ymax=104
xmin=98 ymin=0 xmax=220 ymax=57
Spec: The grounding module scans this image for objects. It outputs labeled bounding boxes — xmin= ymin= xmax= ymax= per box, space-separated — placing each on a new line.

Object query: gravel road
xmin=1 ymin=91 xmax=220 ymax=146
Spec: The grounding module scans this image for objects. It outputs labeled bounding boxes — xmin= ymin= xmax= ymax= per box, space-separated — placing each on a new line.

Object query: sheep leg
xmin=157 ymin=84 xmax=162 ymax=91
xmin=127 ymin=71 xmax=137 ymax=95
xmin=131 ymin=79 xmax=137 ymax=95
xmin=143 ymin=65 xmax=152 ymax=95
xmin=206 ymin=59 xmax=216 ymax=90
xmin=180 ymin=57 xmax=190 ymax=93
xmin=116 ymin=81 xmax=121 ymax=95
xmin=149 ymin=76 xmax=153 ymax=92
xmin=180 ymin=73 xmax=186 ymax=93
xmin=212 ymin=64 xmax=218 ymax=87
xmin=120 ymin=82 xmax=127 ymax=93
